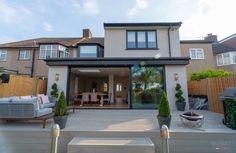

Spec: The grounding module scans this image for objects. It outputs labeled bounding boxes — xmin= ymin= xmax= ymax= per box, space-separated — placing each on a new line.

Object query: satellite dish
xmin=154 ymin=53 xmax=161 ymax=59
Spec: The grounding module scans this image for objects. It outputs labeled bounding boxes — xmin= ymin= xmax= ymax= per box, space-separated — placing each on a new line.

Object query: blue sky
xmin=0 ymin=0 xmax=235 ymax=43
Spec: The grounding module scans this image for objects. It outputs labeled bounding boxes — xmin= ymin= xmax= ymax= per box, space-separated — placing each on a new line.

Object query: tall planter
xmin=53 ymin=91 xmax=68 ymax=129
xmin=157 ymin=91 xmax=171 ymax=129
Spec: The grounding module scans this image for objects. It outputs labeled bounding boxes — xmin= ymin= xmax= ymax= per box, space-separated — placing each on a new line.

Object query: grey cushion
xmin=36 ymin=108 xmax=52 ymax=117
xmin=41 ymin=102 xmax=55 ymax=108
xmin=0 ymin=98 xmax=12 ymax=102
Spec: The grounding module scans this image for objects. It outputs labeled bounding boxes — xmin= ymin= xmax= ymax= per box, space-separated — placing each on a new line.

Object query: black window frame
xmin=126 ymin=30 xmax=158 ymax=50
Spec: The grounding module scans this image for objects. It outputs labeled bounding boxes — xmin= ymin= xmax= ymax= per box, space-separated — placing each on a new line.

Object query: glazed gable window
xmin=39 ymin=45 xmax=68 ymax=59
xmin=127 ymin=30 xmax=157 ymax=49
xmin=0 ymin=49 xmax=7 ymax=61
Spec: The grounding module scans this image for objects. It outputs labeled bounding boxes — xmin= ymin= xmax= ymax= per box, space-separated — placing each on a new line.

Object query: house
xmin=212 ymin=33 xmax=236 ymax=73
xmin=180 ymin=39 xmax=215 ymax=78
xmin=44 ymin=22 xmax=190 ymax=110
xmin=0 ymin=29 xmax=103 ymax=77
xmin=181 ymin=33 xmax=236 ymax=77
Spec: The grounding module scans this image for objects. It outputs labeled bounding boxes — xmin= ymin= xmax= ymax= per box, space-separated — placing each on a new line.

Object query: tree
xmin=50 ymin=83 xmax=59 ymax=98
xmin=158 ymin=91 xmax=171 ymax=117
xmin=55 ymin=91 xmax=67 ymax=116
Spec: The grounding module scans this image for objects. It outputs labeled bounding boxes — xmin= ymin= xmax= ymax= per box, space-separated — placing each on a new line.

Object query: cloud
xmin=180 ymin=0 xmax=236 ymax=40
xmin=70 ymin=0 xmax=99 ymax=16
xmin=0 ymin=1 xmax=31 ymax=24
xmin=128 ymin=0 xmax=149 ymax=17
xmin=43 ymin=22 xmax=53 ymax=32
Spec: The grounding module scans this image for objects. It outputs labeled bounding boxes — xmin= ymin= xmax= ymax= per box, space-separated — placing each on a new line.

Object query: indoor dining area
xmin=69 ymin=67 xmax=130 ymax=109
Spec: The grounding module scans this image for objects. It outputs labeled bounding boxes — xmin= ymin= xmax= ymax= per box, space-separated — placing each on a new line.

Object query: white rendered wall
xmin=47 ymin=66 xmax=68 ymax=98
xmin=165 ymin=65 xmax=189 ymax=111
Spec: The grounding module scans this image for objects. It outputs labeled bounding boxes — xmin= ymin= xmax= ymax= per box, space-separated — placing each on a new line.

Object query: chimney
xmin=204 ymin=33 xmax=218 ymax=43
xmin=83 ymin=29 xmax=92 ymax=38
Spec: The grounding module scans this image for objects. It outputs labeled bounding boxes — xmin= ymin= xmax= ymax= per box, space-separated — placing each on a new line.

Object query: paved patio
xmin=0 ymin=110 xmax=235 ymax=153
xmin=0 ymin=109 xmax=235 ymax=133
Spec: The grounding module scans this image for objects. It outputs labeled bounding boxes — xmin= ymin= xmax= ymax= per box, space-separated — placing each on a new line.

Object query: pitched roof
xmin=0 ymin=37 xmax=104 ymax=48
xmin=212 ymin=43 xmax=236 ymax=54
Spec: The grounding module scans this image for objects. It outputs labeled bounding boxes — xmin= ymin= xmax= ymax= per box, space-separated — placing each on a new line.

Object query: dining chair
xmin=103 ymin=92 xmax=111 ymax=104
xmin=80 ymin=92 xmax=90 ymax=106
xmin=90 ymin=92 xmax=99 ymax=104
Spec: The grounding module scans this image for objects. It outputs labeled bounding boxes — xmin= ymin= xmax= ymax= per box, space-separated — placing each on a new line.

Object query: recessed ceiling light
xmin=78 ymin=69 xmax=101 ymax=73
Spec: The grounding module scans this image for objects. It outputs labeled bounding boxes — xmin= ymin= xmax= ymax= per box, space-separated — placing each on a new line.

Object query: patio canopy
xmin=45 ymin=57 xmax=190 ymax=67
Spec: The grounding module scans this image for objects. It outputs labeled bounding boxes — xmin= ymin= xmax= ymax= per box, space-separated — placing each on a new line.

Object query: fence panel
xmin=0 ymin=75 xmax=47 ymax=98
xmin=188 ymin=75 xmax=236 ymax=113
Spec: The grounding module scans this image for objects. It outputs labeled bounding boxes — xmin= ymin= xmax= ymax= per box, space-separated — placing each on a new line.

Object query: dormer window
xmin=77 ymin=45 xmax=104 ymax=58
xmin=127 ymin=30 xmax=157 ymax=49
xmin=39 ymin=44 xmax=69 ymax=59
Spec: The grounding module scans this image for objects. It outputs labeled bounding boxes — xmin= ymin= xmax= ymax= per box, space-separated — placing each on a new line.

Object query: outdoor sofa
xmin=0 ymin=95 xmax=56 ymax=128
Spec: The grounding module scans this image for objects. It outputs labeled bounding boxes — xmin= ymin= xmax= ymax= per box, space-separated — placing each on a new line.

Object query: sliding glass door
xmin=131 ymin=65 xmax=164 ymax=109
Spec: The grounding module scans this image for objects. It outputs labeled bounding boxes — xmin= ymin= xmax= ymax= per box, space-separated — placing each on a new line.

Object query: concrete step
xmin=67 ymin=137 xmax=155 ymax=153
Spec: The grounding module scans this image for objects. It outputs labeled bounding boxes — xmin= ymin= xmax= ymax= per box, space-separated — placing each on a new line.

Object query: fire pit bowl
xmin=180 ymin=111 xmax=204 ymax=128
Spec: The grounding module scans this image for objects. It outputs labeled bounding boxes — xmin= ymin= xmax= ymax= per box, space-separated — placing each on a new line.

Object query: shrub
xmin=50 ymin=83 xmax=59 ymax=98
xmin=175 ymin=83 xmax=185 ymax=103
xmin=190 ymin=69 xmax=233 ymax=81
xmin=55 ymin=91 xmax=67 ymax=116
xmin=158 ymin=91 xmax=171 ymax=117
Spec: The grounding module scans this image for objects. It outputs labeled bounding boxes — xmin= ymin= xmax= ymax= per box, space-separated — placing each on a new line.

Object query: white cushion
xmin=40 ymin=95 xmax=50 ymax=104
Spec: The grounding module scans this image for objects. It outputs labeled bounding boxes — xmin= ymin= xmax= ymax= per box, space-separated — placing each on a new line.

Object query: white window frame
xmin=217 ymin=51 xmax=236 ymax=66
xmin=39 ymin=45 xmax=69 ymax=59
xmin=0 ymin=49 xmax=7 ymax=61
xmin=19 ymin=50 xmax=30 ymax=60
xmin=189 ymin=48 xmax=204 ymax=59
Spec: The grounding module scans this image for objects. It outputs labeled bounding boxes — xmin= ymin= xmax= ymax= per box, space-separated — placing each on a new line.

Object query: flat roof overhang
xmin=45 ymin=57 xmax=190 ymax=67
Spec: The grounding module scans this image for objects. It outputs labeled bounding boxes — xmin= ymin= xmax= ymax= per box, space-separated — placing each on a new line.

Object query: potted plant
xmin=50 ymin=83 xmax=59 ymax=102
xmin=175 ymin=83 xmax=186 ymax=111
xmin=157 ymin=91 xmax=171 ymax=128
xmin=54 ymin=91 xmax=68 ymax=129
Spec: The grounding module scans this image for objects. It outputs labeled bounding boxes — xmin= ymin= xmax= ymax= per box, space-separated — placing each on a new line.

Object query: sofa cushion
xmin=41 ymin=102 xmax=55 ymax=108
xmin=0 ymin=97 xmax=12 ymax=102
xmin=36 ymin=108 xmax=52 ymax=117
xmin=20 ymin=96 xmax=32 ymax=99
xmin=12 ymin=97 xmax=37 ymax=103
xmin=40 ymin=95 xmax=50 ymax=104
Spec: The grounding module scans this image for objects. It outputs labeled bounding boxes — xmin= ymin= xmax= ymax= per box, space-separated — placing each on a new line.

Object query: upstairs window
xmin=19 ymin=50 xmax=30 ymax=60
xmin=39 ymin=45 xmax=68 ymax=59
xmin=189 ymin=48 xmax=204 ymax=59
xmin=0 ymin=49 xmax=7 ymax=61
xmin=127 ymin=30 xmax=157 ymax=49
xmin=79 ymin=46 xmax=97 ymax=57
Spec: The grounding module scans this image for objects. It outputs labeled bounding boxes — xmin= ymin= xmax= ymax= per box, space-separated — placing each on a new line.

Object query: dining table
xmin=78 ymin=92 xmax=107 ymax=106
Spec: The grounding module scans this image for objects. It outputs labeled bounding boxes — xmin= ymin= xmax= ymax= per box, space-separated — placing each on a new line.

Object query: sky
xmin=0 ymin=0 xmax=236 ymax=44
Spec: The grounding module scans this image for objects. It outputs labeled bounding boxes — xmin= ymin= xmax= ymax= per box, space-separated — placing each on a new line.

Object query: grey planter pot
xmin=53 ymin=115 xmax=68 ymax=129
xmin=157 ymin=115 xmax=171 ymax=129
xmin=176 ymin=102 xmax=186 ymax=111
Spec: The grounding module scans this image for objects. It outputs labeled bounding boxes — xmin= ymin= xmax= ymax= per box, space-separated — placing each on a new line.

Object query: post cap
xmin=51 ymin=124 xmax=60 ymax=138
xmin=161 ymin=125 xmax=169 ymax=139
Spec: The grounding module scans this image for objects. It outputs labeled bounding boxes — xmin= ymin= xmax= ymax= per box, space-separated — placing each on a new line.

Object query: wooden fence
xmin=188 ymin=75 xmax=236 ymax=113
xmin=0 ymin=75 xmax=47 ymax=98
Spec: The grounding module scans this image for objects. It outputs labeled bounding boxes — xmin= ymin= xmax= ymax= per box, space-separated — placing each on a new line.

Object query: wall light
xmin=55 ymin=73 xmax=60 ymax=81
xmin=174 ymin=73 xmax=179 ymax=81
